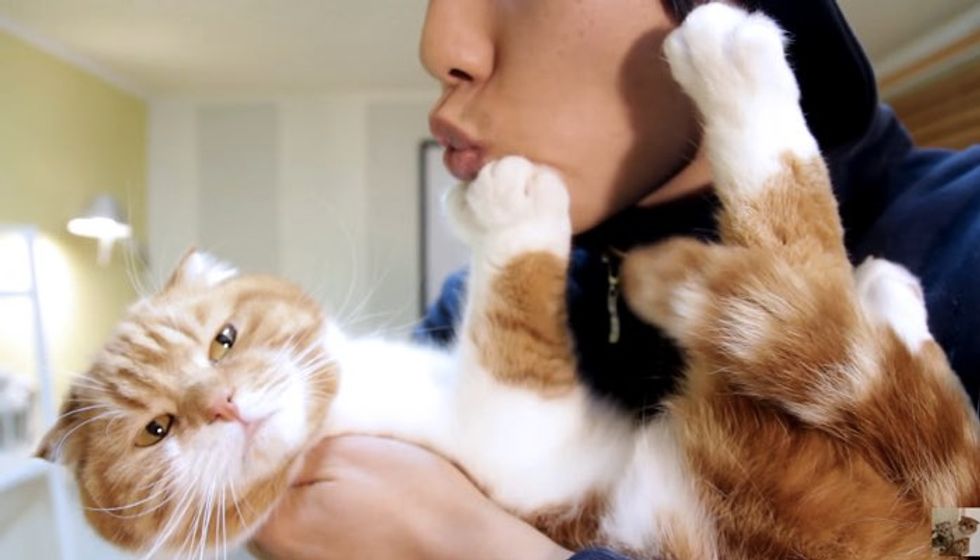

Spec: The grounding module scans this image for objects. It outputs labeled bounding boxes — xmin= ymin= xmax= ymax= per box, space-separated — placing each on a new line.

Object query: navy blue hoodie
xmin=414 ymin=1 xmax=980 ymax=558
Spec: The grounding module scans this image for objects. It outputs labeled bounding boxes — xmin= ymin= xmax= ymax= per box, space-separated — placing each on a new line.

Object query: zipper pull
xmin=602 ymin=253 xmax=621 ymax=344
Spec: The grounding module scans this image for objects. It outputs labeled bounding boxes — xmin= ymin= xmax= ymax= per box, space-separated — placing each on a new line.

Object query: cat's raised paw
xmin=664 ymin=3 xmax=819 ymax=194
xmin=445 ymin=156 xmax=571 ymax=261
xmin=664 ymin=3 xmax=799 ymax=126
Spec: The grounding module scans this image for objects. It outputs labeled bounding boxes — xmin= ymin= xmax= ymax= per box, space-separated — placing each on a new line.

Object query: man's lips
xmin=430 ymin=117 xmax=486 ymax=181
xmin=443 ymin=147 xmax=485 ymax=182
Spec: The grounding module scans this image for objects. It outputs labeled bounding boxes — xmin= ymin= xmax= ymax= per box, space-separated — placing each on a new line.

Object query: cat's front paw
xmin=664 ymin=3 xmax=819 ymax=192
xmin=446 ymin=156 xmax=571 ymax=263
xmin=665 ymin=3 xmax=798 ymax=122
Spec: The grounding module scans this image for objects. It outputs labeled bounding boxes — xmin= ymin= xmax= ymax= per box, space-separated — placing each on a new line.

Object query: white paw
xmin=445 ymin=156 xmax=571 ymax=262
xmin=665 ymin=3 xmax=797 ymax=123
xmin=664 ymin=3 xmax=818 ymax=192
xmin=855 ymin=257 xmax=932 ymax=353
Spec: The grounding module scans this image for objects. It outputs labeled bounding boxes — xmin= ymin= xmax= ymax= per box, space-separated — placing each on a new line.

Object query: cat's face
xmin=35 ymin=251 xmax=338 ymax=554
xmin=960 ymin=516 xmax=979 ymax=534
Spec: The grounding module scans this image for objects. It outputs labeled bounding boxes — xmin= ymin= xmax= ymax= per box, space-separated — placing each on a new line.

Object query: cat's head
xmin=35 ymin=250 xmax=338 ymax=554
xmin=960 ymin=516 xmax=979 ymax=534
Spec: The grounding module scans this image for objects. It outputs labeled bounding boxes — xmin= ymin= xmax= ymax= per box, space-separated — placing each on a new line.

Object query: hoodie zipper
xmin=602 ymin=251 xmax=621 ymax=344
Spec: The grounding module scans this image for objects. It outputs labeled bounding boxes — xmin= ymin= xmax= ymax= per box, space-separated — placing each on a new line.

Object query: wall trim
xmin=0 ymin=13 xmax=146 ymax=98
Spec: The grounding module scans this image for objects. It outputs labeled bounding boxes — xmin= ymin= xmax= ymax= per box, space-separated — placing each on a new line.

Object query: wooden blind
xmin=886 ymin=59 xmax=980 ymax=150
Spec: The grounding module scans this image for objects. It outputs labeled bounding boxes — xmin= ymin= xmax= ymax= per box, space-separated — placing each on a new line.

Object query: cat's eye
xmin=209 ymin=324 xmax=237 ymax=362
xmin=135 ymin=414 xmax=175 ymax=447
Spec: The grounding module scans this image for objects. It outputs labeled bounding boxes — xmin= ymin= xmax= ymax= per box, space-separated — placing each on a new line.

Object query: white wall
xmin=148 ymin=91 xmax=438 ymax=337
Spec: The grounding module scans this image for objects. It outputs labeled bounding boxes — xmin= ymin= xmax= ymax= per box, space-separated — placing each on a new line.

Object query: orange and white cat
xmin=37 ymin=4 xmax=979 ymax=559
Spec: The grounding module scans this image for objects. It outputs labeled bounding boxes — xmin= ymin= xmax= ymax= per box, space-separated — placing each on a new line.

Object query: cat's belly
xmin=322 ymin=333 xmax=635 ymax=517
xmin=449 ymin=370 xmax=633 ymax=513
xmin=321 ymin=336 xmax=458 ymax=448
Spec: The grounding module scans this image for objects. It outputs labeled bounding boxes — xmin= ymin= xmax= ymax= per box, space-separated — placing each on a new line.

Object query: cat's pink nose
xmin=208 ymin=395 xmax=243 ymax=424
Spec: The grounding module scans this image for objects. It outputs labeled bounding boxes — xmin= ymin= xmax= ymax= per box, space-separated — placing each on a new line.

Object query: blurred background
xmin=0 ymin=0 xmax=977 ymax=558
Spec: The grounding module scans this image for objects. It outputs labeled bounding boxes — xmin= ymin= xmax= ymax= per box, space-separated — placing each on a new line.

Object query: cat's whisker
xmin=177 ymin=454 xmax=217 ymax=560
xmin=297 ymin=365 xmax=337 ymax=383
xmin=50 ymin=411 xmax=117 ymax=461
xmin=101 ymin=497 xmax=174 ymax=520
xmin=53 ymin=403 xmax=113 ymax=422
xmin=119 ymin=188 xmax=153 ymax=299
xmin=226 ymin=478 xmax=248 ymax=533
xmin=66 ymin=373 xmax=110 ymax=387
xmin=121 ymin=236 xmax=151 ymax=299
xmin=332 ymin=263 xmax=392 ymax=333
xmin=330 ymin=229 xmax=364 ymax=328
xmin=186 ymin=490 xmax=210 ymax=559
xmin=250 ymin=347 xmax=334 ymax=400
xmin=202 ymin=474 xmax=222 ymax=560
xmin=67 ymin=379 xmax=116 ymax=395
xmin=199 ymin=463 xmax=223 ymax=559
xmin=266 ymin=335 xmax=300 ymax=372
xmin=85 ymin=480 xmax=170 ymax=516
xmin=218 ymin=483 xmax=227 ymax=560
xmin=335 ymin=298 xmax=405 ymax=334
xmin=208 ymin=469 xmax=229 ymax=559
xmin=101 ymin=413 xmax=129 ymax=438
xmin=141 ymin=474 xmax=196 ymax=560
xmin=250 ymin=369 xmax=292 ymax=397
xmin=255 ymin=377 xmax=298 ymax=405
xmin=295 ymin=355 xmax=337 ymax=375
xmin=173 ymin=495 xmax=200 ymax=558
xmin=291 ymin=340 xmax=322 ymax=366
xmin=354 ymin=292 xmax=420 ymax=338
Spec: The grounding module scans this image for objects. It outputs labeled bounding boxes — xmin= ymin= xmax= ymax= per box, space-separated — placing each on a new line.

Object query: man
xmin=256 ymin=1 xmax=979 ymax=558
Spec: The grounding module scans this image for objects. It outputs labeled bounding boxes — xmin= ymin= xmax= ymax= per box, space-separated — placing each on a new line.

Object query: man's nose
xmin=420 ymin=0 xmax=496 ymax=87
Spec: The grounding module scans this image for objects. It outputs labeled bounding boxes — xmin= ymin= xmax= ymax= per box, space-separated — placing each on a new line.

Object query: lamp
xmin=67 ymin=195 xmax=132 ymax=265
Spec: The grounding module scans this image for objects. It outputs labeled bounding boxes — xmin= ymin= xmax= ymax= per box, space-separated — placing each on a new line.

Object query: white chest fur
xmin=322 ymin=326 xmax=635 ymax=514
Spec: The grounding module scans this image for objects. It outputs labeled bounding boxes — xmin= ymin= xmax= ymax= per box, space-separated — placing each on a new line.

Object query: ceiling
xmin=0 ymin=0 xmax=433 ymax=95
xmin=0 ymin=0 xmax=975 ymax=97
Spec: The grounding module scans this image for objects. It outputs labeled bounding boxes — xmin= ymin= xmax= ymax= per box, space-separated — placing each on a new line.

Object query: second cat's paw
xmin=446 ymin=156 xmax=571 ymax=261
xmin=663 ymin=3 xmax=819 ymax=194
xmin=855 ymin=257 xmax=932 ymax=353
xmin=664 ymin=3 xmax=798 ymax=122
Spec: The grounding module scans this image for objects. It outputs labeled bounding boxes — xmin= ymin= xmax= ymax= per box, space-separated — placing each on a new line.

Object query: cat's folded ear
xmin=34 ymin=390 xmax=84 ymax=464
xmin=164 ymin=247 xmax=239 ymax=292
xmin=34 ymin=421 xmax=68 ymax=463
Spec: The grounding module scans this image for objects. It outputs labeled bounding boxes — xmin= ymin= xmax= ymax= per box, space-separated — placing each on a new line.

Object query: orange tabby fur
xmin=36 ymin=264 xmax=338 ymax=555
xmin=453 ymin=7 xmax=980 ymax=559
xmin=474 ymin=251 xmax=578 ymax=394
xmin=34 ymin=5 xmax=980 ymax=559
xmin=619 ymin=156 xmax=980 ymax=558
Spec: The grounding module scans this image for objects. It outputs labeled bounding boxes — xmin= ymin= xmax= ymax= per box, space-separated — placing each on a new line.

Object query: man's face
xmin=421 ymin=0 xmax=699 ymax=233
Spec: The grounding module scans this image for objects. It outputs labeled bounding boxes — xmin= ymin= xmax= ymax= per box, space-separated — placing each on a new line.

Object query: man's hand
xmin=253 ymin=435 xmax=572 ymax=560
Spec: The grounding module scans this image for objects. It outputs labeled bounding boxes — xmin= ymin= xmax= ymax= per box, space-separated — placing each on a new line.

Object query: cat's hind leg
xmin=852 ymin=257 xmax=980 ymax=507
